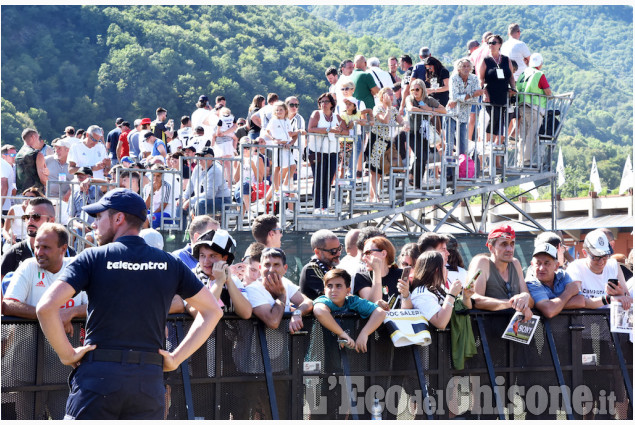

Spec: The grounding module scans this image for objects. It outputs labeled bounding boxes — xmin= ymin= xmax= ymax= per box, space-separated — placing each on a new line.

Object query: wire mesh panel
xmin=1 ymin=310 xmax=631 ymax=420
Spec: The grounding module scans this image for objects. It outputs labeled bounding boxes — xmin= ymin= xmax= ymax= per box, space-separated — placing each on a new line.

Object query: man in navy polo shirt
xmin=36 ymin=188 xmax=222 ymax=419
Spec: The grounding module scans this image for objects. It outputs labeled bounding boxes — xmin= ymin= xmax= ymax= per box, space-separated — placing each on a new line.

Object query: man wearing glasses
xmin=566 ymin=229 xmax=631 ymax=309
xmin=1 ymin=197 xmax=75 ymax=281
xmin=67 ymin=125 xmax=110 ymax=179
xmin=466 ymin=224 xmax=534 ymax=320
xmin=299 ymin=229 xmax=342 ymax=300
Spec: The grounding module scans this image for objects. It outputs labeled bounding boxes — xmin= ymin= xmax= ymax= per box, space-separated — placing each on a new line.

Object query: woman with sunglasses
xmin=405 ymin=79 xmax=447 ymax=188
xmin=423 ymin=56 xmax=450 ymax=107
xmin=2 ymin=187 xmax=44 ymax=250
xmin=478 ymin=34 xmax=517 ymax=168
xmin=307 ymin=93 xmax=347 ymax=215
xmin=354 ymin=236 xmax=403 ymax=308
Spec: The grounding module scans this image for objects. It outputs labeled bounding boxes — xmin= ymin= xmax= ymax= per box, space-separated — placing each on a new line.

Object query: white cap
xmin=140 ymin=228 xmax=164 ymax=250
xmin=584 ymin=230 xmax=613 ymax=257
xmin=529 ymin=53 xmax=543 ymax=68
xmin=532 ymin=243 xmax=557 ymax=259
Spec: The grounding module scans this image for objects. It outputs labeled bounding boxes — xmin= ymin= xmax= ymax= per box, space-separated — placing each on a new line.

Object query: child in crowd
xmin=263 ymin=101 xmax=299 ymax=217
xmin=313 ymin=268 xmax=386 ymax=353
xmin=215 ymin=107 xmax=238 ymax=183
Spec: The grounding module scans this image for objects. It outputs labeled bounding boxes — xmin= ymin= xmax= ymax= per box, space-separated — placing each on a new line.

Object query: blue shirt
xmin=152 ymin=140 xmax=167 ymax=157
xmin=313 ymin=295 xmax=378 ymax=319
xmin=60 ymin=235 xmax=203 ymax=351
xmin=172 ymin=243 xmax=197 ymax=269
xmin=526 ymin=269 xmax=577 ymax=304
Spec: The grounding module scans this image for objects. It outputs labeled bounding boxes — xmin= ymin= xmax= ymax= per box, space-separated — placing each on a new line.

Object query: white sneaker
xmin=284 ymin=208 xmax=294 ymax=217
xmin=312 ymin=208 xmax=322 ymax=216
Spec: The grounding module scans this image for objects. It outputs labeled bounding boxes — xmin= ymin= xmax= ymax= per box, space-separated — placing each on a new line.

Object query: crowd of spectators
xmin=0 ymin=21 xmax=628 ymax=417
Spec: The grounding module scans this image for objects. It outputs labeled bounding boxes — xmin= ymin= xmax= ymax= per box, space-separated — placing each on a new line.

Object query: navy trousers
xmin=65 ymin=360 xmax=164 ymax=420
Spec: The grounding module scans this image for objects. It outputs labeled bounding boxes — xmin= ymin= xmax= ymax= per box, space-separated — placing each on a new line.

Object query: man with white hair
xmin=516 ymin=52 xmax=552 ymax=167
xmin=367 ymin=57 xmax=393 ymax=91
xmin=45 ymin=138 xmax=72 ymax=201
xmin=68 ymin=125 xmax=110 ymax=179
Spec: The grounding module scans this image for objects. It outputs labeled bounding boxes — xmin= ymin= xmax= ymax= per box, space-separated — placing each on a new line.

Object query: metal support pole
xmin=544 ymin=320 xmax=574 ymax=420
xmin=175 ymin=320 xmax=195 ymax=420
xmin=411 ymin=346 xmax=434 ymax=420
xmin=475 ymin=316 xmax=506 ymax=420
xmin=257 ymin=322 xmax=280 ymax=420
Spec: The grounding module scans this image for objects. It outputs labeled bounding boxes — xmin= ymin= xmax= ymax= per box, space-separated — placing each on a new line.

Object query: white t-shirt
xmin=368 ymin=66 xmax=394 ymax=90
xmin=566 ymin=258 xmax=619 ymax=308
xmin=191 ymin=108 xmax=209 ymax=129
xmin=500 ymin=38 xmax=531 ymax=80
xmin=266 ymin=118 xmax=292 ymax=143
xmin=4 ymin=257 xmax=87 ymax=308
xmin=411 ymin=286 xmax=443 ymax=322
xmin=167 ymin=138 xmax=183 ymax=153
xmin=257 ymin=105 xmax=275 ymax=143
xmin=245 ymin=277 xmax=299 ymax=310
xmin=1 ymin=158 xmax=16 ymax=211
xmin=67 ymin=142 xmax=108 ymax=179
xmin=447 ymin=266 xmax=468 ymax=287
xmin=143 ymin=180 xmax=173 ymax=216
xmin=187 ymin=135 xmax=212 ymax=154
xmin=64 ymin=136 xmax=82 ymax=147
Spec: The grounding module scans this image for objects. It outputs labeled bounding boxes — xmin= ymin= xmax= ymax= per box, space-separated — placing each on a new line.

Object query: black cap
xmin=74 ymin=166 xmax=94 ymax=176
xmin=144 ymin=131 xmax=154 ymax=139
xmin=198 ymin=95 xmax=209 ymax=103
xmin=116 ymin=117 xmax=124 ymax=125
xmin=197 ymin=147 xmax=215 ymax=157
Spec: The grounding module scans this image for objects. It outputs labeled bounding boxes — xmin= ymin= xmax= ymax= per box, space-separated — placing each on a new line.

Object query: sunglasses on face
xmin=488 ymin=41 xmax=499 ymax=45
xmin=319 ymin=244 xmax=342 ymax=256
xmin=589 ymin=254 xmax=609 ymax=262
xmin=4 ymin=153 xmax=17 ymax=157
xmin=362 ymin=248 xmax=383 ymax=256
xmin=342 ymin=87 xmax=354 ymax=91
xmin=411 ymin=88 xmax=422 ymax=92
xmin=318 ymin=100 xmax=330 ymax=105
xmin=22 ymin=213 xmax=50 ymax=221
xmin=288 ymin=103 xmax=300 ymax=108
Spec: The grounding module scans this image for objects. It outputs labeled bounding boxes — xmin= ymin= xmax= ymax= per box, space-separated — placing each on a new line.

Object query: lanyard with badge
xmin=493 ymin=55 xmax=505 ymax=80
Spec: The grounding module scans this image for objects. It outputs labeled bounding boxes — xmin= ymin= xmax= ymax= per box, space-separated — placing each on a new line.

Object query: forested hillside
xmin=1 ymin=5 xmax=400 ymax=145
xmin=309 ymin=5 xmax=634 ymax=195
xmin=1 ymin=5 xmax=632 ymax=196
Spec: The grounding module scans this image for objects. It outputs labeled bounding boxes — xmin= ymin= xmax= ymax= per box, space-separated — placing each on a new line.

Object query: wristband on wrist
xmin=447 ymin=293 xmax=457 ymax=300
xmin=602 ymin=295 xmax=612 ymax=305
xmin=402 ymin=293 xmax=410 ymax=300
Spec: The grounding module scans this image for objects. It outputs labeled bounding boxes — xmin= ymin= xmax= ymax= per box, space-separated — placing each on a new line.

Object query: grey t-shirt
xmin=44 ymin=155 xmax=70 ymax=197
xmin=485 ymin=260 xmax=521 ymax=300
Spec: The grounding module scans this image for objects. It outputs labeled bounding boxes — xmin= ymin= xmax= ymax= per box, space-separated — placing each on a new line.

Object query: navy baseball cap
xmin=83 ymin=188 xmax=147 ymax=222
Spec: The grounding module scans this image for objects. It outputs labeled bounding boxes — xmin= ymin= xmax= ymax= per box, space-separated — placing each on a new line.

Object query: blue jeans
xmin=446 ymin=119 xmax=468 ymax=156
xmin=195 ymin=197 xmax=232 ymax=215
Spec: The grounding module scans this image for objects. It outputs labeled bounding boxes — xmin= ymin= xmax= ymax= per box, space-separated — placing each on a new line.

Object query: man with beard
xmin=299 ymin=229 xmax=342 ymax=300
xmin=35 ymin=188 xmax=222 ymax=419
xmin=466 ymin=225 xmax=534 ymax=319
xmin=1 ymin=197 xmax=75 ymax=281
xmin=2 ymin=223 xmax=86 ymax=333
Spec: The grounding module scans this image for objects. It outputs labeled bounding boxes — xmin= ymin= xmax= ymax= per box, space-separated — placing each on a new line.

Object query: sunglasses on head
xmin=22 ymin=213 xmax=50 ymax=221
xmin=319 ymin=244 xmax=342 ymax=256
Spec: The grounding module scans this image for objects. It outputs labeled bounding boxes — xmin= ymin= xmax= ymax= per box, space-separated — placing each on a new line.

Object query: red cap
xmin=140 ymin=118 xmax=152 ymax=125
xmin=487 ymin=225 xmax=515 ymax=241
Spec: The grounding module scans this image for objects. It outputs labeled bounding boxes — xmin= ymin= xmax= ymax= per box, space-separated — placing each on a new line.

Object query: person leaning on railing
xmin=404 ymin=79 xmax=446 ymax=188
xmin=306 ymin=93 xmax=348 ymax=215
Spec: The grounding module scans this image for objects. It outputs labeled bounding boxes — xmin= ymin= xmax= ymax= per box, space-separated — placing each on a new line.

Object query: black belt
xmin=86 ymin=349 xmax=163 ymax=367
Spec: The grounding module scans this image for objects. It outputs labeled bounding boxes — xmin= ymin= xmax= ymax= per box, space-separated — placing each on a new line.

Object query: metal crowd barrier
xmin=1 ymin=309 xmax=630 ymax=420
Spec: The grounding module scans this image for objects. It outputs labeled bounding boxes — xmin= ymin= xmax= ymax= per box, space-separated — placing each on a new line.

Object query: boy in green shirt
xmin=313 ymin=268 xmax=386 ymax=353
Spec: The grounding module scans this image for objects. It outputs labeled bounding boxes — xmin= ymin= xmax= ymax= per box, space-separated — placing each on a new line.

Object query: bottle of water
xmin=371 ymin=398 xmax=382 ymax=420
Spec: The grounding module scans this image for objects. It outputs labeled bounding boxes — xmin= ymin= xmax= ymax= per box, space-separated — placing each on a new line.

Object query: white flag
xmin=520 ymin=180 xmax=540 ymax=200
xmin=619 ymin=155 xmax=633 ymax=195
xmin=556 ymin=148 xmax=565 ymax=188
xmin=590 ymin=156 xmax=602 ymax=194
